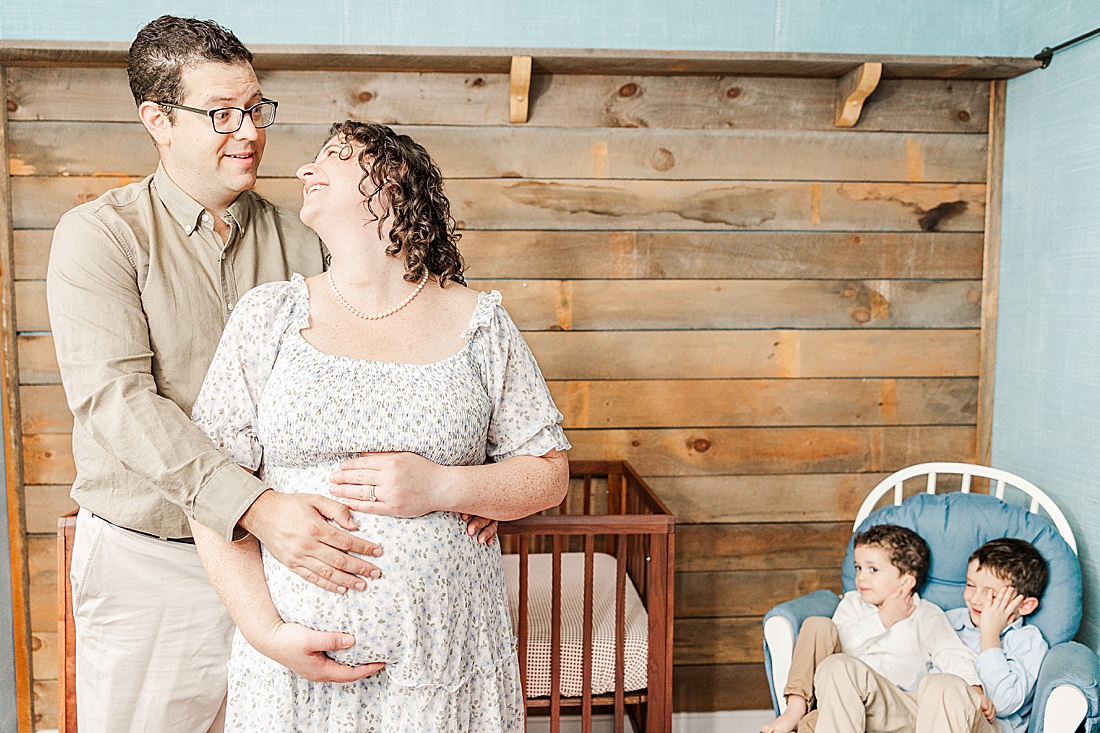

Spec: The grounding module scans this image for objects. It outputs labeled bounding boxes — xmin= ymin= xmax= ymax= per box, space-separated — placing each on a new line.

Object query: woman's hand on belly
xmin=329 ymin=451 xmax=448 ymax=517
xmin=251 ymin=618 xmax=386 ymax=683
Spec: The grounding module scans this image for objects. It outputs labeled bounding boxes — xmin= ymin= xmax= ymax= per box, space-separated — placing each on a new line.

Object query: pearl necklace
xmin=327 ymin=269 xmax=429 ymax=321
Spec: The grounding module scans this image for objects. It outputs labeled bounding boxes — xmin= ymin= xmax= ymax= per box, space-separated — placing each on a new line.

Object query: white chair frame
xmin=764 ymin=462 xmax=1084 ymax=732
xmin=854 ymin=462 xmax=1077 ymax=554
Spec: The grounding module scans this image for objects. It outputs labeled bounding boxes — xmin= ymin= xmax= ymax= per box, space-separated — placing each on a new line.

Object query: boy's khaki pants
xmin=813 ymin=654 xmax=1001 ymax=733
xmin=781 ymin=616 xmax=999 ymax=733
xmin=782 ymin=616 xmax=843 ymax=732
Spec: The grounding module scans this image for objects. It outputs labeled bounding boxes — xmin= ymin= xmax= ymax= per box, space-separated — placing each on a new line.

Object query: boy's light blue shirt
xmin=945 ymin=607 xmax=1049 ymax=733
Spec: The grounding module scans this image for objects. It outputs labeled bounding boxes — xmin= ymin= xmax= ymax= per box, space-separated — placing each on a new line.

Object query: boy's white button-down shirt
xmin=946 ymin=607 xmax=1048 ymax=733
xmin=832 ymin=590 xmax=981 ymax=692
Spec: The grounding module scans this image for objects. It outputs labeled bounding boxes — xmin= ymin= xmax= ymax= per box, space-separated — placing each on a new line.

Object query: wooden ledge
xmin=0 ymin=40 xmax=1042 ymax=79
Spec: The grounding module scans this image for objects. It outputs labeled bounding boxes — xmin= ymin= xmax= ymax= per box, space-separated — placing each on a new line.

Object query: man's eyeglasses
xmin=156 ymin=98 xmax=279 ymax=134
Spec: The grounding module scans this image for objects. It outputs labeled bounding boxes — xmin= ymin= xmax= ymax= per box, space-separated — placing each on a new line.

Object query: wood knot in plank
xmin=356 ymin=91 xmax=373 ymax=103
xmin=469 ymin=77 xmax=486 ymax=88
xmin=650 ymin=148 xmax=676 ymax=172
xmin=5 ymin=99 xmax=16 ymax=113
xmin=726 ymin=87 xmax=742 ymax=99
xmin=956 ymin=110 xmax=971 ymax=122
xmin=689 ymin=438 xmax=711 ymax=453
xmin=851 ymin=308 xmax=871 ymax=324
xmin=618 ymin=83 xmax=639 ymax=97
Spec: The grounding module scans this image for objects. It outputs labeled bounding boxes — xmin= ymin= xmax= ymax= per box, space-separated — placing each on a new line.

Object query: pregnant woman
xmin=189 ymin=121 xmax=570 ymax=732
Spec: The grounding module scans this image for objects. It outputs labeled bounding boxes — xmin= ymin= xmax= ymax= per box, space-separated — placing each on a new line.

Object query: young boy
xmin=946 ymin=538 xmax=1050 ymax=733
xmin=763 ymin=524 xmax=988 ymax=733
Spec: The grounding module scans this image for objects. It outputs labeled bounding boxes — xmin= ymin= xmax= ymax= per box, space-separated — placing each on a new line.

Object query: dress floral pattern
xmin=192 ymin=274 xmax=570 ymax=732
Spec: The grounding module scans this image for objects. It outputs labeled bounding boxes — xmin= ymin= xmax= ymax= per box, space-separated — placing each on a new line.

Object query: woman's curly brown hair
xmin=328 ymin=120 xmax=465 ymax=286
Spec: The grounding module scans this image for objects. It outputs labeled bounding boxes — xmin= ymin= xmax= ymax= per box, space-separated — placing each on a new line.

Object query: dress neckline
xmin=287 ymin=273 xmax=498 ymax=368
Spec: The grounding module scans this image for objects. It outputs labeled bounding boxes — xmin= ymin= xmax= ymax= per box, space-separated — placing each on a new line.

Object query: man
xmin=46 ymin=16 xmax=493 ymax=732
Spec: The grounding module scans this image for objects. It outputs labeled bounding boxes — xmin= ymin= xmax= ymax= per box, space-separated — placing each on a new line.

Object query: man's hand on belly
xmin=240 ymin=489 xmax=384 ymax=593
xmin=255 ymin=619 xmax=385 ymax=683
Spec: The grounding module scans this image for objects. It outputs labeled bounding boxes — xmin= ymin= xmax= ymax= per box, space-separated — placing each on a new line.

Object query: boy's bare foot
xmin=761 ymin=695 xmax=808 ymax=733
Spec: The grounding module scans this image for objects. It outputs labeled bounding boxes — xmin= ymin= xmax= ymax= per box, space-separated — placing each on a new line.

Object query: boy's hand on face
xmin=979 ymin=586 xmax=1024 ymax=637
xmin=878 ymin=583 xmax=916 ymax=628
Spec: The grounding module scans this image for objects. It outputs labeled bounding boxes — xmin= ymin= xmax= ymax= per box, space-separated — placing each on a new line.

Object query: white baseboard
xmin=525 ymin=715 xmax=636 ymax=733
xmin=525 ymin=710 xmax=774 ymax=733
xmin=673 ymin=710 xmax=775 ymax=732
xmin=36 ymin=710 xmax=776 ymax=733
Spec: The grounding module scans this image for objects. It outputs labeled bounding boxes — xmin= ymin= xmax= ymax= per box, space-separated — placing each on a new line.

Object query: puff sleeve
xmin=192 ymin=277 xmax=307 ymax=470
xmin=465 ymin=291 xmax=571 ymax=461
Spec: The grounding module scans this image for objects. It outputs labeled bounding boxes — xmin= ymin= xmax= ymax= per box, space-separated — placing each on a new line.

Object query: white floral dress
xmin=192 ymin=274 xmax=570 ymax=733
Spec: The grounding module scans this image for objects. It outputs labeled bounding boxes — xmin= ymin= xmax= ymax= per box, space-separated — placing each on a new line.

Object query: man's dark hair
xmin=853 ymin=523 xmax=931 ymax=590
xmin=127 ymin=15 xmax=253 ymax=111
xmin=328 ymin=120 xmax=465 ymax=287
xmin=970 ymin=538 xmax=1049 ymax=600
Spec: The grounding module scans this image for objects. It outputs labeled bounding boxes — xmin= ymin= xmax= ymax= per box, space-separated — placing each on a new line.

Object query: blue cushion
xmin=841 ymin=492 xmax=1081 ymax=645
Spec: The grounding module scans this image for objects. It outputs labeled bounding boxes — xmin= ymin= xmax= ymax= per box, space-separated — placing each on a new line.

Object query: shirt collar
xmin=226 ymin=190 xmax=254 ymax=233
xmin=152 ymin=165 xmax=254 ymax=236
xmin=153 ymin=165 xmax=207 ymax=235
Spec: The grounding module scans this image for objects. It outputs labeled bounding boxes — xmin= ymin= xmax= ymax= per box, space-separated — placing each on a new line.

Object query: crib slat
xmin=582 ymin=535 xmax=595 ymax=733
xmin=551 ymin=536 xmax=563 ymax=733
xmin=583 ymin=474 xmax=593 ymax=516
xmin=518 ymin=534 xmax=529 ymax=727
xmin=646 ymin=532 xmax=673 ymax=732
xmin=615 ymin=540 xmax=627 ymax=733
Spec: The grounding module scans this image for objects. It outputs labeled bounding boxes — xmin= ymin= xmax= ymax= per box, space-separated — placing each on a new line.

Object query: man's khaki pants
xmin=813 ymin=653 xmax=1001 ymax=733
xmin=70 ymin=510 xmax=234 ymax=733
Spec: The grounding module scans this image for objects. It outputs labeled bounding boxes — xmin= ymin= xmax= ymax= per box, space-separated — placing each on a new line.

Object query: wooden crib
xmin=56 ymin=460 xmax=674 ymax=733
xmin=499 ymin=460 xmax=675 ymax=733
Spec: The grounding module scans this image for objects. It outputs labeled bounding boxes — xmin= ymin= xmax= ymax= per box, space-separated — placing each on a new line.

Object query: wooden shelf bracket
xmin=510 ymin=55 xmax=532 ymax=123
xmin=835 ymin=62 xmax=882 ymax=127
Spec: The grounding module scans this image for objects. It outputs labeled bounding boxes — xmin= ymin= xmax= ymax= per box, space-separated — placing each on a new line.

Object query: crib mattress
xmin=502 ymin=552 xmax=649 ymax=698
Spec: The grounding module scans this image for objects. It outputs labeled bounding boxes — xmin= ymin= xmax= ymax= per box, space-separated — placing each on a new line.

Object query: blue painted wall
xmin=993 ymin=1 xmax=1100 ymax=649
xmin=0 ymin=0 xmax=1008 ymax=56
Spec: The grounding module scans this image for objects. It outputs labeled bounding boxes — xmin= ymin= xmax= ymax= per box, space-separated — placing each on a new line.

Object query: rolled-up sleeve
xmin=47 ymin=210 xmax=266 ymax=541
xmin=976 ymin=626 xmax=1048 ymax=716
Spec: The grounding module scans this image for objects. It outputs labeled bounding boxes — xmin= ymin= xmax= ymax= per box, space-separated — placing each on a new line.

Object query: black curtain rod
xmin=1035 ymin=25 xmax=1100 ymax=68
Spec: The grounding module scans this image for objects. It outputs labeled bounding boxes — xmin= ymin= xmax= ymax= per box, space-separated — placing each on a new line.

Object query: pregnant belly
xmin=261 ymin=510 xmax=507 ymax=683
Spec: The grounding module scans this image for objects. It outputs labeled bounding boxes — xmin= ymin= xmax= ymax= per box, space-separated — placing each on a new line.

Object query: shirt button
xmin=227 ymin=302 xmax=234 ymax=311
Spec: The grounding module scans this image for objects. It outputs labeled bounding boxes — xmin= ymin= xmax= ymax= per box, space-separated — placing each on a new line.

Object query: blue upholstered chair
xmin=762 ymin=463 xmax=1099 ymax=733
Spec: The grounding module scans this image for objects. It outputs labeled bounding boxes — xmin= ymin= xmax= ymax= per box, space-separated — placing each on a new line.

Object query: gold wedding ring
xmin=369 ymin=485 xmax=377 ymax=502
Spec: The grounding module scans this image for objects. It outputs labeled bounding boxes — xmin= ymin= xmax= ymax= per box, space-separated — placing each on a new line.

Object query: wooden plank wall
xmin=3 ymin=64 xmax=990 ymax=727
